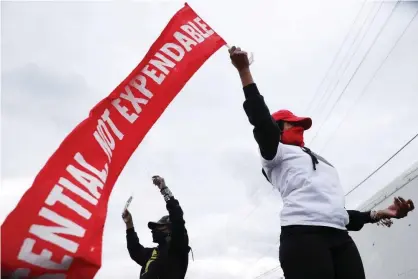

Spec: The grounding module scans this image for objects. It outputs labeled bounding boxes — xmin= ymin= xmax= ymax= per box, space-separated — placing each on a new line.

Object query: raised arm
xmin=153 ymin=176 xmax=189 ymax=252
xmin=122 ymin=210 xmax=152 ymax=265
xmin=229 ymin=46 xmax=281 ymax=160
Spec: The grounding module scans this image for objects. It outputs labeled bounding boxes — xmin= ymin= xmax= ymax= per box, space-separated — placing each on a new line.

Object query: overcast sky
xmin=1 ymin=0 xmax=418 ymax=278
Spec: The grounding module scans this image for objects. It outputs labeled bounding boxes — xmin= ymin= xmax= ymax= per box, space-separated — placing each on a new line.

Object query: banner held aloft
xmin=1 ymin=3 xmax=226 ymax=278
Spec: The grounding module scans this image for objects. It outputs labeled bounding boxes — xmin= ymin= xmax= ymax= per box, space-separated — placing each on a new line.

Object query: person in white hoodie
xmin=228 ymin=46 xmax=415 ymax=279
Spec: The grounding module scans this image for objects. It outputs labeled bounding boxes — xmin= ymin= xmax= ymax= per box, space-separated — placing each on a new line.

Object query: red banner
xmin=1 ymin=3 xmax=226 ymax=278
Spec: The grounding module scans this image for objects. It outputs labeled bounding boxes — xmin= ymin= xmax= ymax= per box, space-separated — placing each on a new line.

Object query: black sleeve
xmin=126 ymin=228 xmax=152 ymax=266
xmin=242 ymin=83 xmax=282 ymax=160
xmin=346 ymin=210 xmax=373 ymax=231
xmin=166 ymin=197 xmax=189 ymax=252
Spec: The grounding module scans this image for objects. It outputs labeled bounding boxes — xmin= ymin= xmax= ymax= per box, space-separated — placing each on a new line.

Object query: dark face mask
xmin=152 ymin=230 xmax=170 ymax=244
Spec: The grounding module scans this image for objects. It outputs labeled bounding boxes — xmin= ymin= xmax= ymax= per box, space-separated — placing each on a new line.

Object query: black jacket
xmin=241 ymin=83 xmax=376 ymax=232
xmin=126 ymin=197 xmax=189 ymax=279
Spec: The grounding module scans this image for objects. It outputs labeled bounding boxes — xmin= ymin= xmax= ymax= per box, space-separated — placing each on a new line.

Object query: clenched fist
xmin=229 ymin=46 xmax=250 ymax=72
xmin=152 ymin=175 xmax=166 ymax=190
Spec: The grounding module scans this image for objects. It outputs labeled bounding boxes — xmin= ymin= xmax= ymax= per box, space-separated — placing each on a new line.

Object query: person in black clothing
xmin=122 ymin=175 xmax=190 ymax=279
xmin=228 ymin=46 xmax=415 ymax=279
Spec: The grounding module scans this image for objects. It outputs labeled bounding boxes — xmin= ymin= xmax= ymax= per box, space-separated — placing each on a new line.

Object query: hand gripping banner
xmin=1 ymin=3 xmax=226 ymax=278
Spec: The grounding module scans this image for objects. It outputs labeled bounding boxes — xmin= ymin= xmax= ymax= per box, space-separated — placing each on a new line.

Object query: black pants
xmin=279 ymin=225 xmax=366 ymax=279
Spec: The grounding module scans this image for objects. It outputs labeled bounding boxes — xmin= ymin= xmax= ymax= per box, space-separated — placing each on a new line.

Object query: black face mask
xmin=152 ymin=230 xmax=170 ymax=244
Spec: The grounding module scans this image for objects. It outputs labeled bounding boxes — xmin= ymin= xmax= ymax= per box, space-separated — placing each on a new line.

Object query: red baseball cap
xmin=272 ymin=110 xmax=312 ymax=130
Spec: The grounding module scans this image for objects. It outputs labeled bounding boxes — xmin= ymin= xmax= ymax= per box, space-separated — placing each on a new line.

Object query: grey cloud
xmin=1 ymin=64 xmax=98 ymax=177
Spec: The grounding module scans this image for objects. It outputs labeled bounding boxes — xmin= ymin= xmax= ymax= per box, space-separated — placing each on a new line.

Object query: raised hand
xmin=229 ymin=46 xmax=250 ymax=72
xmin=122 ymin=209 xmax=133 ymax=224
xmin=152 ymin=175 xmax=167 ymax=190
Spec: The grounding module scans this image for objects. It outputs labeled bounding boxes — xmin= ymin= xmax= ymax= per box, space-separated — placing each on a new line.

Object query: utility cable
xmin=345 ymin=132 xmax=418 ymax=196
xmin=309 ymin=1 xmax=401 ymax=147
xmin=318 ymin=8 xmax=418 ymax=153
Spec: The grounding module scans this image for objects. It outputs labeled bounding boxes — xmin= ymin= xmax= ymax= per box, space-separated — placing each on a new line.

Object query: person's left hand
xmin=152 ymin=175 xmax=166 ymax=190
xmin=377 ymin=197 xmax=414 ymax=220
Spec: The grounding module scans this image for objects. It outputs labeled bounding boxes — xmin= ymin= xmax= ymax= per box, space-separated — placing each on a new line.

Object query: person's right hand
xmin=122 ymin=209 xmax=132 ymax=224
xmin=229 ymin=46 xmax=250 ymax=72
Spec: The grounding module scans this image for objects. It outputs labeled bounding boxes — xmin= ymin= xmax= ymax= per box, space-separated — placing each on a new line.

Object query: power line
xmin=304 ymin=0 xmax=368 ymax=113
xmin=309 ymin=0 xmax=401 ymax=147
xmin=251 ymin=132 xmax=418 ymax=277
xmin=244 ymin=235 xmax=280 ymax=277
xmin=248 ymin=3 xmax=380 ymax=275
xmin=254 ymin=265 xmax=282 ymax=279
xmin=309 ymin=0 xmax=401 ymax=146
xmin=251 ymin=6 xmax=414 ymax=273
xmin=240 ymin=0 xmax=374 ymax=229
xmin=308 ymin=1 xmax=381 ymax=117
xmin=219 ymin=1 xmax=413 ymax=276
xmin=243 ymin=3 xmax=396 ymax=273
xmin=345 ymin=132 xmax=418 ymax=196
xmin=318 ymin=8 xmax=418 ymax=154
xmin=362 ymin=173 xmax=418 ymax=210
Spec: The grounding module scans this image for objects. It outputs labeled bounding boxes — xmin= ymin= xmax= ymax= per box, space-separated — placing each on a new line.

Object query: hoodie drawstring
xmin=301 ymin=147 xmax=319 ymax=170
